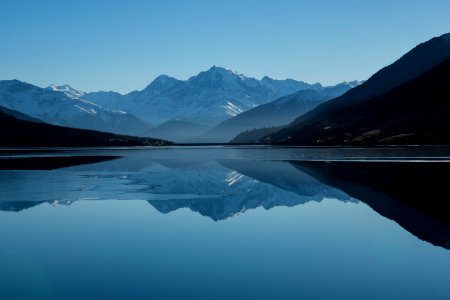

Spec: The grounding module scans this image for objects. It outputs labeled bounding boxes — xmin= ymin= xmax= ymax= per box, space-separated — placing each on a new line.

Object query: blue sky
xmin=1 ymin=0 xmax=449 ymax=93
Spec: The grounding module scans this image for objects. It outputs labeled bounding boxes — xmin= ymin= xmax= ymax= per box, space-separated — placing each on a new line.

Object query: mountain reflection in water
xmin=0 ymin=148 xmax=449 ymax=249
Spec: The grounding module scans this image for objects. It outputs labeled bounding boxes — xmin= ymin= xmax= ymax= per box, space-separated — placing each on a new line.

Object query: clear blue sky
xmin=1 ymin=0 xmax=449 ymax=93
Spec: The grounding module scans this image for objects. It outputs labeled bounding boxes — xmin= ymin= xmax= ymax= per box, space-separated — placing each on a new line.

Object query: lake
xmin=0 ymin=146 xmax=449 ymax=300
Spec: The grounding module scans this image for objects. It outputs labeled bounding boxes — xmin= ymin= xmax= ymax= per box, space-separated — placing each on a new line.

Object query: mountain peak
xmin=152 ymin=74 xmax=178 ymax=84
xmin=47 ymin=84 xmax=85 ymax=98
xmin=205 ymin=66 xmax=246 ymax=79
xmin=143 ymin=74 xmax=181 ymax=93
xmin=441 ymin=32 xmax=450 ymax=42
xmin=156 ymin=74 xmax=172 ymax=79
xmin=47 ymin=84 xmax=73 ymax=90
xmin=208 ymin=65 xmax=218 ymax=71
xmin=336 ymin=80 xmax=363 ymax=88
xmin=207 ymin=65 xmax=227 ymax=72
xmin=261 ymin=76 xmax=273 ymax=82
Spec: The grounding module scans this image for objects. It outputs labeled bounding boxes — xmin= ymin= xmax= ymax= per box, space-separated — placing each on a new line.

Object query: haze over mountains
xmin=196 ymin=89 xmax=335 ymax=143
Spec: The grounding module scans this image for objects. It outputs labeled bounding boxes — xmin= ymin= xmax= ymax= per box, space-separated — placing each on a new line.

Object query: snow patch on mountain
xmin=47 ymin=84 xmax=86 ymax=99
xmin=74 ymin=105 xmax=98 ymax=116
xmin=222 ymin=101 xmax=243 ymax=117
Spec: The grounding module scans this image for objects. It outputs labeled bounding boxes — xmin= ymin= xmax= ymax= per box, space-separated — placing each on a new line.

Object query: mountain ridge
xmin=0 ymin=80 xmax=153 ymax=136
xmin=83 ymin=66 xmax=359 ymax=128
xmin=193 ymin=89 xmax=334 ymax=143
xmin=263 ymin=33 xmax=450 ymax=145
xmin=0 ymin=106 xmax=169 ymax=147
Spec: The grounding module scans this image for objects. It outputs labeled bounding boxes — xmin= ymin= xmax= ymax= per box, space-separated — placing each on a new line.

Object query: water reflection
xmin=0 ymin=148 xmax=449 ymax=249
xmin=147 ymin=159 xmax=353 ymax=221
xmin=291 ymin=161 xmax=450 ymax=249
xmin=0 ymin=156 xmax=353 ymax=217
xmin=0 ymin=155 xmax=119 ymax=170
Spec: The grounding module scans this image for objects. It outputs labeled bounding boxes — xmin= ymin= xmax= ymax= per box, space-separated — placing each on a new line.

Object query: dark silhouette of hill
xmin=0 ymin=106 xmax=43 ymax=123
xmin=0 ymin=107 xmax=171 ymax=147
xmin=231 ymin=126 xmax=283 ymax=143
xmin=264 ymin=33 xmax=450 ymax=145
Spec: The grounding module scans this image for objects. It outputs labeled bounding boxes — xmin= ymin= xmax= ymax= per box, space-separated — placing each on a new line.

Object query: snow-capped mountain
xmin=85 ymin=66 xmax=282 ymax=125
xmin=47 ymin=84 xmax=86 ymax=98
xmin=0 ymin=68 xmax=359 ymax=141
xmin=84 ymin=66 xmax=358 ymax=127
xmin=0 ymin=80 xmax=152 ymax=135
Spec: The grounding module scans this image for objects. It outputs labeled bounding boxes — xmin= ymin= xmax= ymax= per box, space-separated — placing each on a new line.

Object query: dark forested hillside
xmin=0 ymin=107 xmax=170 ymax=147
xmin=264 ymin=34 xmax=450 ymax=145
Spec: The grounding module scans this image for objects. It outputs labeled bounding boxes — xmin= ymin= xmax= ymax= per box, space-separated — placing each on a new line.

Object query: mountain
xmin=265 ymin=54 xmax=450 ymax=145
xmin=231 ymin=126 xmax=283 ymax=144
xmin=84 ymin=66 xmax=356 ymax=129
xmin=193 ymin=89 xmax=336 ymax=143
xmin=81 ymin=90 xmax=124 ymax=107
xmin=263 ymin=33 xmax=450 ymax=145
xmin=322 ymin=80 xmax=362 ymax=98
xmin=145 ymin=120 xmax=209 ymax=143
xmin=47 ymin=84 xmax=86 ymax=98
xmin=0 ymin=80 xmax=152 ymax=135
xmin=260 ymin=76 xmax=323 ymax=94
xmin=0 ymin=105 xmax=43 ymax=123
xmin=0 ymin=106 xmax=169 ymax=147
xmin=84 ymin=66 xmax=325 ymax=127
xmin=194 ymin=83 xmax=358 ymax=143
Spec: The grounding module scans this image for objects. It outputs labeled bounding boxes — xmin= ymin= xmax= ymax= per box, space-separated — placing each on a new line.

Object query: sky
xmin=1 ymin=0 xmax=449 ymax=93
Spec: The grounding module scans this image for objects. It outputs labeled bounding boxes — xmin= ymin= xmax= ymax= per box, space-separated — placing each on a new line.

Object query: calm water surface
xmin=0 ymin=146 xmax=449 ymax=300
